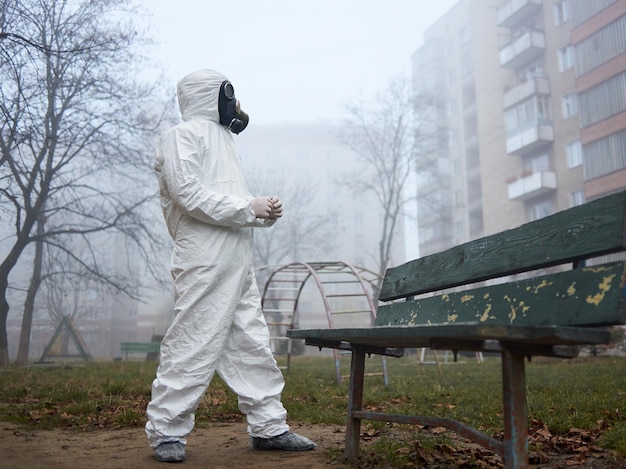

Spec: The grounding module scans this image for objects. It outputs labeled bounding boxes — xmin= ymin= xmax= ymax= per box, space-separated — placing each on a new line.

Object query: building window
xmin=518 ymin=61 xmax=543 ymax=82
xmin=525 ymin=154 xmax=550 ymax=172
xmin=557 ymin=45 xmax=575 ymax=72
xmin=561 ymin=92 xmax=578 ymax=118
xmin=579 ymin=70 xmax=626 ymax=128
xmin=554 ymin=1 xmax=570 ymax=25
xmin=505 ymin=96 xmax=551 ymax=133
xmin=570 ymin=190 xmax=585 ymax=207
xmin=583 ymin=129 xmax=626 ymax=180
xmin=566 ymin=140 xmax=583 ymax=168
xmin=570 ymin=0 xmax=618 ymax=27
xmin=529 ymin=200 xmax=554 ymax=221
xmin=574 ymin=14 xmax=626 ymax=76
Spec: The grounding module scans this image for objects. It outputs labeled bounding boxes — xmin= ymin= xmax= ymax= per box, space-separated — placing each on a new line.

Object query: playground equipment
xmin=259 ymin=261 xmax=387 ymax=384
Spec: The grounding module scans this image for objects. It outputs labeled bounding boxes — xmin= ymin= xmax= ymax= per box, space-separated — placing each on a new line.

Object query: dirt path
xmin=2 ymin=421 xmax=352 ymax=469
xmin=4 ymin=419 xmax=626 ymax=468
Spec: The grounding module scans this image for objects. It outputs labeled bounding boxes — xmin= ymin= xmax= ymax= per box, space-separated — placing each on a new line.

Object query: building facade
xmin=412 ymin=0 xmax=626 ymax=256
xmin=571 ymin=0 xmax=626 ymax=200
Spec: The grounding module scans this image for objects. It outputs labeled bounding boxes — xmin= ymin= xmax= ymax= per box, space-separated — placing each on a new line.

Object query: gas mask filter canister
xmin=218 ymin=81 xmax=249 ymax=134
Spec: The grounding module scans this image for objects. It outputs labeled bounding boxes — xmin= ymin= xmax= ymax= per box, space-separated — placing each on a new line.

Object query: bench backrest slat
xmin=380 ymin=190 xmax=626 ymax=302
xmin=376 ymin=261 xmax=626 ymax=327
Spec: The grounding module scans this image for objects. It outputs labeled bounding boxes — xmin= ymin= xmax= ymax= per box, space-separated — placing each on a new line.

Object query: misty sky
xmin=140 ymin=0 xmax=459 ymax=124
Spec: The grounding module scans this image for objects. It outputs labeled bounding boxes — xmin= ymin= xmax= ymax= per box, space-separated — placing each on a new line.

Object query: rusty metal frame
xmin=343 ymin=342 xmax=529 ymax=468
xmin=260 ymin=261 xmax=386 ymax=384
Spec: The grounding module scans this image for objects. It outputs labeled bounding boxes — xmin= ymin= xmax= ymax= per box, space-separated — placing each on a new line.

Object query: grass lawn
xmin=0 ymin=352 xmax=624 ymax=463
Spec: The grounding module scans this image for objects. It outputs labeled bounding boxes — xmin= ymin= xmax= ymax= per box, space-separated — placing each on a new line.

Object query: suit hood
xmin=176 ymin=69 xmax=227 ymax=122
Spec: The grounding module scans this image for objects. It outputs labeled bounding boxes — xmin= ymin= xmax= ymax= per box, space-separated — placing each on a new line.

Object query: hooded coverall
xmin=145 ymin=69 xmax=289 ymax=448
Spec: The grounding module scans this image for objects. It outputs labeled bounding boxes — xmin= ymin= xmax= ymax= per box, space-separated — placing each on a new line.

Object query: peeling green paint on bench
xmin=377 ymin=261 xmax=626 ymax=328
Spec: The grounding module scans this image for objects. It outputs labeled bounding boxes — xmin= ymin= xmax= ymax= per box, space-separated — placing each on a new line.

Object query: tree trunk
xmin=0 ymin=281 xmax=10 ymax=367
xmin=16 ymin=216 xmax=45 ymax=365
xmin=0 ymin=249 xmax=25 ymax=367
xmin=0 ymin=226 xmax=36 ymax=367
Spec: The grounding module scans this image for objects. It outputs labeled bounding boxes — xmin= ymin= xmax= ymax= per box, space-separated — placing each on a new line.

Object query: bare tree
xmin=0 ymin=0 xmax=173 ymax=366
xmin=336 ymin=73 xmax=442 ymax=280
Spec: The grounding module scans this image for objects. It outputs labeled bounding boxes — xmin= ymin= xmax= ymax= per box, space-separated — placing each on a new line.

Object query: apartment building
xmin=412 ymin=0 xmax=626 ymax=256
xmin=571 ymin=0 xmax=626 ymax=200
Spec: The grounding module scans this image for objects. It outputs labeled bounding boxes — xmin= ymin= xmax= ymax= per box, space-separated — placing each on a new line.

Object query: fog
xmin=2 ymin=0 xmax=461 ymax=361
xmin=8 ymin=0 xmax=624 ymax=362
xmin=140 ymin=0 xmax=460 ymax=124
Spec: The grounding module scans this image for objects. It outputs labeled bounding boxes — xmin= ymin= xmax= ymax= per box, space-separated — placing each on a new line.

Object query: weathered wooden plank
xmin=287 ymin=324 xmax=612 ymax=349
xmin=380 ymin=190 xmax=626 ymax=301
xmin=297 ymin=335 xmax=581 ymax=359
xmin=377 ymin=262 xmax=626 ymax=327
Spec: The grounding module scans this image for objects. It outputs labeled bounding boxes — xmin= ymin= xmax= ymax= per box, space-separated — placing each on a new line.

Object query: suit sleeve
xmin=155 ymin=127 xmax=258 ymax=227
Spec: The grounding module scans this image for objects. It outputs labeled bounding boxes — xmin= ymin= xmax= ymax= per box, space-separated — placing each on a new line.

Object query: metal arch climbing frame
xmin=260 ymin=261 xmax=389 ymax=385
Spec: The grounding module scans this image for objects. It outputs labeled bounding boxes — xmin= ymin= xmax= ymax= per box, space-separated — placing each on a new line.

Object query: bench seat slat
xmin=380 ymin=190 xmax=626 ymax=301
xmin=300 ymin=336 xmax=581 ymax=359
xmin=287 ymin=323 xmax=611 ymax=348
xmin=378 ymin=261 xmax=626 ymax=328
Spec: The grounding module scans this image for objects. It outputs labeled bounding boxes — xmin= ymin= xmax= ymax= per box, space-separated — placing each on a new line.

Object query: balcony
xmin=500 ymin=30 xmax=545 ymax=69
xmin=497 ymin=0 xmax=543 ymax=28
xmin=506 ymin=121 xmax=553 ymax=155
xmin=503 ymin=76 xmax=550 ymax=109
xmin=507 ymin=170 xmax=557 ymax=201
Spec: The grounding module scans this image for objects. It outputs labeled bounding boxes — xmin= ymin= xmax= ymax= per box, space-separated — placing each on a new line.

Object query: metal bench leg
xmin=501 ymin=346 xmax=529 ymax=469
xmin=346 ymin=348 xmax=366 ymax=459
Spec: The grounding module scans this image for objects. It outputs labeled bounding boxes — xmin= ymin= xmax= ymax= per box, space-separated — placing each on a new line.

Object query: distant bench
xmin=120 ymin=341 xmax=160 ymax=360
xmin=288 ymin=190 xmax=626 ymax=469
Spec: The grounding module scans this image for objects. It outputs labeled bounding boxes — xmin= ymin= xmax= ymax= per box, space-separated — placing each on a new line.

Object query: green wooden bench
xmin=288 ymin=190 xmax=626 ymax=469
xmin=120 ymin=341 xmax=161 ymax=360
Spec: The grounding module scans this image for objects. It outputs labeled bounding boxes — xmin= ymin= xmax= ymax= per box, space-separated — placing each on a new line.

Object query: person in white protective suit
xmin=145 ymin=69 xmax=316 ymax=463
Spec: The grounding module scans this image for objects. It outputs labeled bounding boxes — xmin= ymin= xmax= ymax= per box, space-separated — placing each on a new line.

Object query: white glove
xmin=269 ymin=196 xmax=283 ymax=219
xmin=251 ymin=197 xmax=274 ymax=218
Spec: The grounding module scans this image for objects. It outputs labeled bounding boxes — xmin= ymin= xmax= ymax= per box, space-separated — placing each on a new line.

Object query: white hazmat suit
xmin=145 ymin=69 xmax=291 ymax=449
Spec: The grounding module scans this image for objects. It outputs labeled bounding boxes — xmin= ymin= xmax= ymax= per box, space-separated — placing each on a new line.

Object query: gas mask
xmin=218 ymin=81 xmax=249 ymax=134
